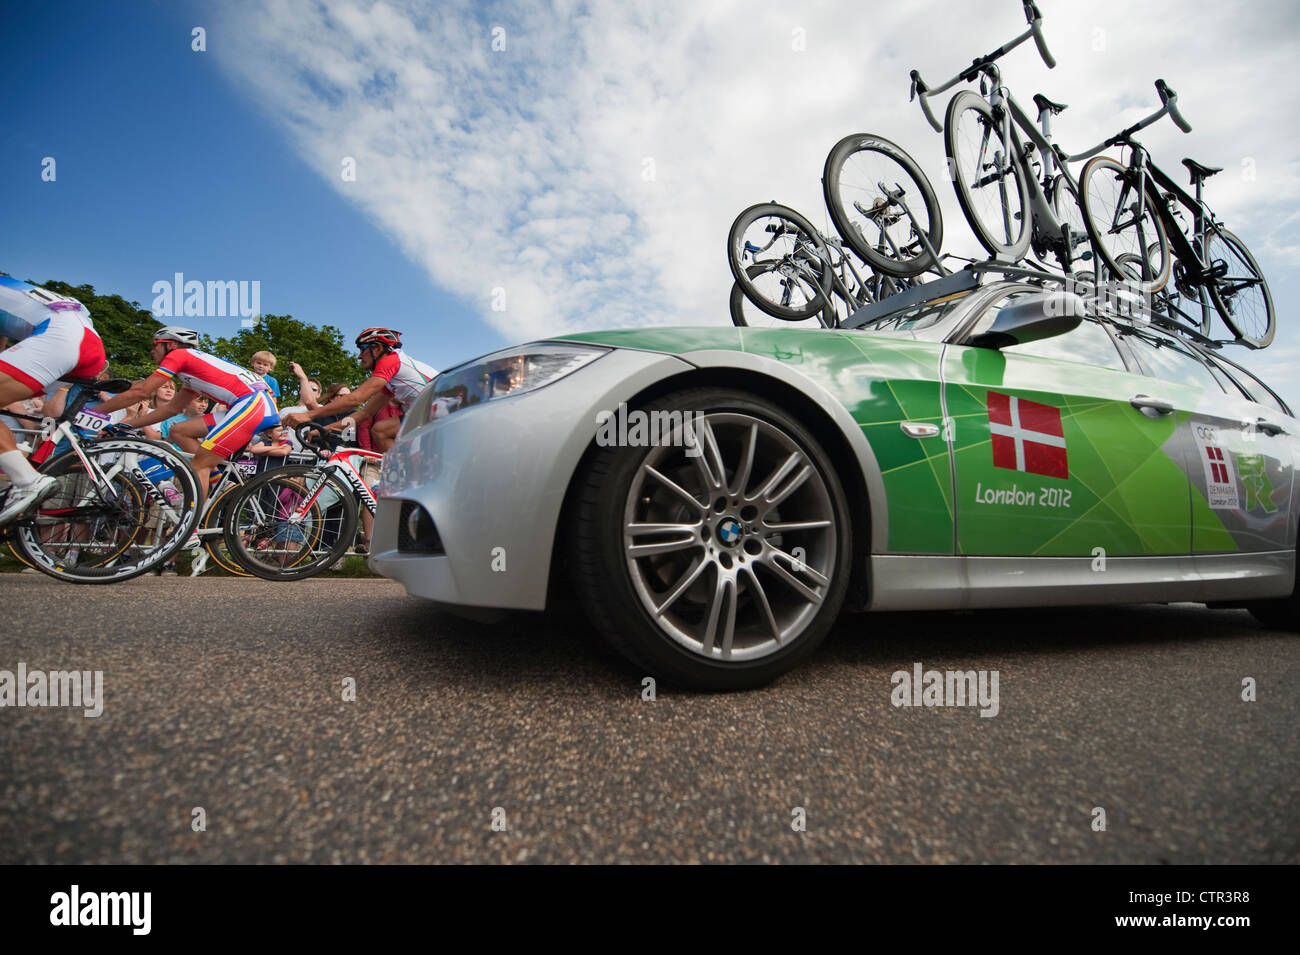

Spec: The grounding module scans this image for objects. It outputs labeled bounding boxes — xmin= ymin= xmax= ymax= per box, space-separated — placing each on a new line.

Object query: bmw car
xmin=370 ymin=276 xmax=1298 ymax=689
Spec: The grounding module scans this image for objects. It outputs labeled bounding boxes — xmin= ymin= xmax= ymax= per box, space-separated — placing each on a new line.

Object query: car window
xmin=1207 ymin=356 xmax=1291 ymax=415
xmin=1118 ymin=329 xmax=1224 ymax=393
xmin=964 ymin=293 xmax=1128 ymax=370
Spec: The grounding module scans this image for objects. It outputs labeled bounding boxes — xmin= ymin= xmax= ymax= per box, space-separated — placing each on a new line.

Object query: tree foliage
xmin=200 ymin=314 xmax=362 ymax=398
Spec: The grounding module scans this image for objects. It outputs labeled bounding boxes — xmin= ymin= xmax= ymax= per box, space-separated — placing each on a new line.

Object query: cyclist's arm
xmin=121 ymin=385 xmax=193 ymax=429
xmin=93 ymin=370 xmax=169 ymax=415
xmin=296 ymin=375 xmax=386 ymax=421
xmin=348 ymin=390 xmax=390 ymax=425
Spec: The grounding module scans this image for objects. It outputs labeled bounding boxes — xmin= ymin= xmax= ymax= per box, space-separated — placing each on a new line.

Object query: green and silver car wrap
xmin=371 ymin=279 xmax=1298 ymax=689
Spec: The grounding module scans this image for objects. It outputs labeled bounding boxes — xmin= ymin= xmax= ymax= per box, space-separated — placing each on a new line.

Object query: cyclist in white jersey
xmin=282 ymin=328 xmax=436 ymax=452
xmin=0 ymin=277 xmax=108 ymax=526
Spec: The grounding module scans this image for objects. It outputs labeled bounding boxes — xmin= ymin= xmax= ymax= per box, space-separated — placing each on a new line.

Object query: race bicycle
xmin=221 ymin=426 xmax=381 ymax=581
xmin=0 ymin=378 xmax=201 ymax=583
xmin=1076 ymin=100 xmax=1275 ymax=347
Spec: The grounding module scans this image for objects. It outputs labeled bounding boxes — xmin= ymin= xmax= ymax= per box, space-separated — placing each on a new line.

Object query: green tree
xmin=36 ymin=279 xmax=160 ymax=381
xmin=200 ymin=314 xmax=362 ymax=399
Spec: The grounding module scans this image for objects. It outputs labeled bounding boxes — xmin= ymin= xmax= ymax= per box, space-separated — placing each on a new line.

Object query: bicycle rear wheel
xmin=822 ymin=133 xmax=943 ymax=277
xmin=1204 ymin=227 xmax=1275 ymax=348
xmin=726 ymin=203 xmax=831 ymax=320
xmin=729 ymin=266 xmax=836 ymax=329
xmin=1078 ymin=156 xmax=1171 ymax=293
xmin=11 ymin=439 xmax=201 ymax=583
xmin=222 ymin=464 xmax=357 ymax=581
xmin=944 ymin=90 xmax=1032 ymax=262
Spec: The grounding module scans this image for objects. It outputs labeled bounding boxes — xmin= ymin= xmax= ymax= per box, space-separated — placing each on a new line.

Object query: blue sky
xmin=1 ymin=0 xmax=1297 ymax=403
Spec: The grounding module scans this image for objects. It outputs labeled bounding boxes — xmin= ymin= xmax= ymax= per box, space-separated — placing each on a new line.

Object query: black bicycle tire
xmin=1204 ymin=227 xmax=1275 ymax=348
xmin=200 ymin=481 xmax=253 ymax=576
xmin=944 ymin=90 xmax=1032 ymax=262
xmin=726 ymin=203 xmax=831 ymax=320
xmin=822 ymin=132 xmax=944 ymax=277
xmin=728 ymin=267 xmax=836 ymax=328
xmin=12 ymin=438 xmax=201 ymax=583
xmin=1077 ymin=155 xmax=1171 ymax=293
xmin=222 ymin=464 xmax=358 ymax=581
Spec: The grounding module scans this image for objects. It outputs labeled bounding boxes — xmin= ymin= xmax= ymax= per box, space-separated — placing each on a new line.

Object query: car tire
xmin=1246 ymin=594 xmax=1300 ymax=631
xmin=570 ymin=387 xmax=853 ymax=690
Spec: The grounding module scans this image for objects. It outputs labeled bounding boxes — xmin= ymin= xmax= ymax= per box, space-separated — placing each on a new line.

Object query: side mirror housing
xmin=968 ymin=291 xmax=1084 ymax=349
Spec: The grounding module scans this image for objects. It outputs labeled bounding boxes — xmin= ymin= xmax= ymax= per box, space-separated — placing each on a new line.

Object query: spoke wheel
xmin=822 ymin=133 xmax=943 ymax=276
xmin=570 ymin=388 xmax=852 ymax=690
xmin=1078 ymin=155 xmax=1171 ymax=293
xmin=944 ymin=90 xmax=1032 ymax=261
xmin=729 ymin=266 xmax=835 ymax=329
xmin=11 ymin=440 xmax=201 ymax=583
xmin=222 ymin=464 xmax=357 ymax=581
xmin=1204 ymin=227 xmax=1275 ymax=348
xmin=726 ymin=203 xmax=831 ymax=320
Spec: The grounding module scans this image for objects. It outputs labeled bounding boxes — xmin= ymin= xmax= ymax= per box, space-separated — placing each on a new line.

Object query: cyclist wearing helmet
xmin=282 ymin=327 xmax=436 ymax=452
xmin=0 ymin=276 xmax=108 ymax=526
xmin=94 ymin=326 xmax=279 ymax=503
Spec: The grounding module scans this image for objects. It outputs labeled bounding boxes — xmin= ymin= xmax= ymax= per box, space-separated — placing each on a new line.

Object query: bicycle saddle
xmin=63 ymin=376 xmax=131 ymax=394
xmin=1182 ymin=157 xmax=1222 ymax=183
xmin=1032 ymin=93 xmax=1068 ymax=116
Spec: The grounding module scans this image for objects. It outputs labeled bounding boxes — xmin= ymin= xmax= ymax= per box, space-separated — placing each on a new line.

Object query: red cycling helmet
xmin=355 ymin=327 xmax=401 ymax=351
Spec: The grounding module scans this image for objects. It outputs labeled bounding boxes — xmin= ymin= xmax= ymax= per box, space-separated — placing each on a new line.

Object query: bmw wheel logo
xmin=718 ymin=518 xmax=741 ymax=546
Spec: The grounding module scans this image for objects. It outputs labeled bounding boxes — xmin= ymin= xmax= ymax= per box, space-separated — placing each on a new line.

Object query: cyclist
xmin=282 ymin=328 xmax=436 ymax=452
xmin=92 ymin=326 xmax=279 ymax=505
xmin=0 ymin=277 xmax=107 ymax=526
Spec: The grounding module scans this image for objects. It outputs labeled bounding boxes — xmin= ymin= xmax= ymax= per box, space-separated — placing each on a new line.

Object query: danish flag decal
xmin=987 ymin=391 xmax=1068 ymax=479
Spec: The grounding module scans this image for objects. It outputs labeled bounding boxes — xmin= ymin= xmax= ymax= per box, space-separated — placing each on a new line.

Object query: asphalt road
xmin=1 ymin=574 xmax=1297 ymax=864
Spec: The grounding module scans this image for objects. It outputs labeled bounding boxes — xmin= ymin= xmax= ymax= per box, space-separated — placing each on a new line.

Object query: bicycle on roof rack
xmin=1076 ymin=95 xmax=1275 ymax=348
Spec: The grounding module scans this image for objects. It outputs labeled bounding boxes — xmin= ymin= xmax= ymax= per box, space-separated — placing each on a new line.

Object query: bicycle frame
xmin=284 ymin=448 xmax=382 ymax=524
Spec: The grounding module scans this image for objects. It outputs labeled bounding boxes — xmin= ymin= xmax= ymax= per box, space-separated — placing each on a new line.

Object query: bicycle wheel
xmin=222 ymin=464 xmax=357 ymax=581
xmin=1078 ymin=156 xmax=1171 ymax=293
xmin=726 ymin=203 xmax=831 ymax=320
xmin=822 ymin=133 xmax=943 ymax=277
xmin=198 ymin=481 xmax=253 ymax=576
xmin=729 ymin=266 xmax=836 ymax=329
xmin=1204 ymin=227 xmax=1275 ymax=348
xmin=1051 ymin=174 xmax=1093 ymax=274
xmin=11 ymin=439 xmax=201 ymax=583
xmin=944 ymin=90 xmax=1032 ymax=262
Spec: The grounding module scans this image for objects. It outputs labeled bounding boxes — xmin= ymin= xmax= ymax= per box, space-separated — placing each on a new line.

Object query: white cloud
xmin=211 ymin=0 xmax=1299 ymax=396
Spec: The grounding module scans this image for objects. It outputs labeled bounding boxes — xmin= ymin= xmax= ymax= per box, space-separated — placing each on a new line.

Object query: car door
xmin=1123 ymin=335 xmax=1296 ymax=556
xmin=943 ymin=290 xmax=1192 ymax=557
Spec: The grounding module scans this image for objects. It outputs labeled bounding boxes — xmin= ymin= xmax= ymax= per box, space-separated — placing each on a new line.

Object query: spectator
xmin=251 ymin=350 xmax=281 ymax=401
xmin=158 ymin=393 xmax=211 ymax=443
xmin=277 ymin=363 xmax=320 ymax=451
xmin=248 ymin=424 xmax=293 ymax=472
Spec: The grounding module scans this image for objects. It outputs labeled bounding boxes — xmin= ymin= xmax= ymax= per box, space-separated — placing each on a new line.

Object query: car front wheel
xmin=570 ymin=387 xmax=853 ymax=690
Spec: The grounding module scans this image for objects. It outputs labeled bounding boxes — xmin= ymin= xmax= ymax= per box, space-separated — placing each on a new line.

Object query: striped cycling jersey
xmin=0 ymin=275 xmax=97 ymax=340
xmin=371 ymin=350 xmax=438 ymax=412
xmin=154 ymin=348 xmax=268 ymax=406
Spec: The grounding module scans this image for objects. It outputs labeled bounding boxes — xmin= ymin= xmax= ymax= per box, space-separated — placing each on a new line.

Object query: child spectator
xmin=250 ymin=351 xmax=281 ymax=401
xmin=248 ymin=424 xmax=293 ymax=472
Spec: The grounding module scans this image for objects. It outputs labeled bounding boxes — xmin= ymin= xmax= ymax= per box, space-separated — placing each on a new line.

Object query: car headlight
xmin=401 ymin=342 xmax=610 ymax=433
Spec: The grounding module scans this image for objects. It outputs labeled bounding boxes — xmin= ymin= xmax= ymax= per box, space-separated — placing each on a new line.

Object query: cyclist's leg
xmin=370 ymin=414 xmax=399 ymax=452
xmin=196 ymin=391 xmax=278 ymax=505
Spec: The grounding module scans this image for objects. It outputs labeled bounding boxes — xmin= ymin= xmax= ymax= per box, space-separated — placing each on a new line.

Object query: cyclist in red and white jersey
xmin=282 ymin=328 xmax=436 ymax=452
xmin=94 ymin=326 xmax=279 ymax=503
xmin=0 ymin=277 xmax=108 ymax=526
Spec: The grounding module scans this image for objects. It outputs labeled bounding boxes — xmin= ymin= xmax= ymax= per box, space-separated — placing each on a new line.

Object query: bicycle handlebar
xmin=1155 ymin=78 xmax=1192 ymax=133
xmin=909 ymin=1 xmax=1054 ymax=132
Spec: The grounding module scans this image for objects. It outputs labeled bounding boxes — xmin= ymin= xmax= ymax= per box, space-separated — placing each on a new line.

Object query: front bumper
xmin=369 ymin=347 xmax=694 ymax=610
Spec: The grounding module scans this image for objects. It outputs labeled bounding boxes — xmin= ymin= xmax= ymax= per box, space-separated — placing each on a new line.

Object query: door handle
xmin=1130 ymin=394 xmax=1174 ymax=415
xmin=1256 ymin=418 xmax=1285 ymax=436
